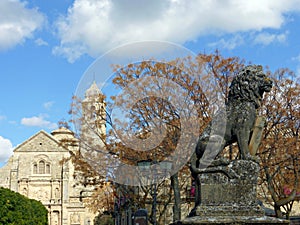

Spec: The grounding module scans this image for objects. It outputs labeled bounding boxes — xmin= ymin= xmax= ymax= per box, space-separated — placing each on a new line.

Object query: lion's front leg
xmin=236 ymin=128 xmax=261 ymax=163
xmin=189 ymin=152 xmax=198 ymax=174
xmin=189 ymin=153 xmax=201 ymax=208
xmin=236 ymin=127 xmax=252 ymax=160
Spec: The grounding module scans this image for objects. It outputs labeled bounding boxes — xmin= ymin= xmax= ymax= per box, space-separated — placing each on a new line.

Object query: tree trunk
xmin=171 ymin=172 xmax=181 ymax=222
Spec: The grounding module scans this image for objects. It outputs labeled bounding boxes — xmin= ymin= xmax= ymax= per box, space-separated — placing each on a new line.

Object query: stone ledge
xmin=171 ymin=216 xmax=289 ymax=225
xmin=195 ymin=205 xmax=264 ymax=217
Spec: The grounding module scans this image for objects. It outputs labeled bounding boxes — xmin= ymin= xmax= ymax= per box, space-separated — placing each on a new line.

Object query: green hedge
xmin=0 ymin=187 xmax=48 ymax=225
xmin=94 ymin=214 xmax=114 ymax=225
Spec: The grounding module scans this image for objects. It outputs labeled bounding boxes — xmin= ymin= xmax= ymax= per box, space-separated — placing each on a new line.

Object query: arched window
xmin=38 ymin=160 xmax=45 ymax=174
xmin=33 ymin=163 xmax=37 ymax=174
xmin=55 ymin=188 xmax=60 ymax=199
xmin=33 ymin=159 xmax=51 ymax=174
xmin=22 ymin=187 xmax=28 ymax=196
xmin=46 ymin=164 xmax=50 ymax=174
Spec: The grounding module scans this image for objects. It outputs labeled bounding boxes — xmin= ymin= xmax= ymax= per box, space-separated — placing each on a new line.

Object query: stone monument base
xmin=171 ymin=160 xmax=289 ymax=225
xmin=171 ymin=215 xmax=289 ymax=225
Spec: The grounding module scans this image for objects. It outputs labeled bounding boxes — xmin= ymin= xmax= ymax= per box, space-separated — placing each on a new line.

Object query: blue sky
xmin=1 ymin=0 xmax=300 ymax=167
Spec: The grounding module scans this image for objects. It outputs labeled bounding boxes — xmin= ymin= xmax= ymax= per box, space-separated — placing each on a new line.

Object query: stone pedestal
xmin=171 ymin=160 xmax=289 ymax=225
xmin=172 ymin=216 xmax=289 ymax=224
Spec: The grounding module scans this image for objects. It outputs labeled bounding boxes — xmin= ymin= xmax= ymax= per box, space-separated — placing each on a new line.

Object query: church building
xmin=0 ymin=82 xmax=106 ymax=225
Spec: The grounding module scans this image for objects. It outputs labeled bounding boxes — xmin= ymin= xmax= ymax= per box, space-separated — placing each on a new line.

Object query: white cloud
xmin=292 ymin=54 xmax=300 ymax=62
xmin=208 ymin=34 xmax=245 ymax=50
xmin=43 ymin=101 xmax=54 ymax=110
xmin=21 ymin=115 xmax=57 ymax=130
xmin=53 ymin=0 xmax=300 ymax=62
xmin=0 ymin=136 xmax=13 ymax=163
xmin=35 ymin=38 xmax=48 ymax=46
xmin=254 ymin=31 xmax=288 ymax=45
xmin=0 ymin=0 xmax=45 ymax=51
xmin=9 ymin=120 xmax=17 ymax=125
xmin=209 ymin=30 xmax=288 ymax=50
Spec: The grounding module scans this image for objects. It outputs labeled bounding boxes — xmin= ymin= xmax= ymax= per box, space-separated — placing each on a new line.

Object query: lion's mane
xmin=228 ymin=65 xmax=266 ymax=108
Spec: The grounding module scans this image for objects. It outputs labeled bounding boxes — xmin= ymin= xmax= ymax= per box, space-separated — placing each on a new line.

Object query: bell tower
xmin=81 ymin=81 xmax=106 ymax=150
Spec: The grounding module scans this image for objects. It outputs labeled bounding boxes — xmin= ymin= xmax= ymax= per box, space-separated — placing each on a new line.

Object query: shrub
xmin=0 ymin=187 xmax=48 ymax=225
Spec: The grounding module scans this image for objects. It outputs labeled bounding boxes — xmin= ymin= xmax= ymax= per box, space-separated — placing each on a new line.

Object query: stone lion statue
xmin=190 ymin=65 xmax=273 ymax=176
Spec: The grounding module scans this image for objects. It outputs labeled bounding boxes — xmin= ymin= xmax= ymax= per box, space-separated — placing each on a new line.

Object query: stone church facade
xmin=0 ymin=82 xmax=106 ymax=225
xmin=0 ymin=127 xmax=96 ymax=225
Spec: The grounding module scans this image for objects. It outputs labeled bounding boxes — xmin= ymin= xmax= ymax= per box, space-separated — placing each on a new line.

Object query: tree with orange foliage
xmin=68 ymin=50 xmax=299 ymax=222
xmin=109 ymin=51 xmax=246 ymax=223
xmin=258 ymin=68 xmax=300 ymax=219
xmin=68 ymin=50 xmax=246 ymax=223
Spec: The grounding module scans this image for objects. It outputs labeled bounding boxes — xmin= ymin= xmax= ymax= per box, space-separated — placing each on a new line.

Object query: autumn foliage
xmin=258 ymin=68 xmax=300 ymax=218
xmin=69 ymin=50 xmax=299 ymax=221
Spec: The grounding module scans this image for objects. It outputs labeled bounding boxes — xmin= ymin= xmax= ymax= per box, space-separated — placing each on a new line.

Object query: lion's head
xmin=228 ymin=65 xmax=273 ymax=108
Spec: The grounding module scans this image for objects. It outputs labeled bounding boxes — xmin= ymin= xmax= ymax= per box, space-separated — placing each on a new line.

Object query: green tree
xmin=0 ymin=187 xmax=48 ymax=225
xmin=94 ymin=212 xmax=114 ymax=225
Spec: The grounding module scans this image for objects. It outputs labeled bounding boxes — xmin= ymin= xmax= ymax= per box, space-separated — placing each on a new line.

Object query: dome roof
xmin=51 ymin=127 xmax=76 ymax=141
xmin=51 ymin=127 xmax=73 ymax=135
